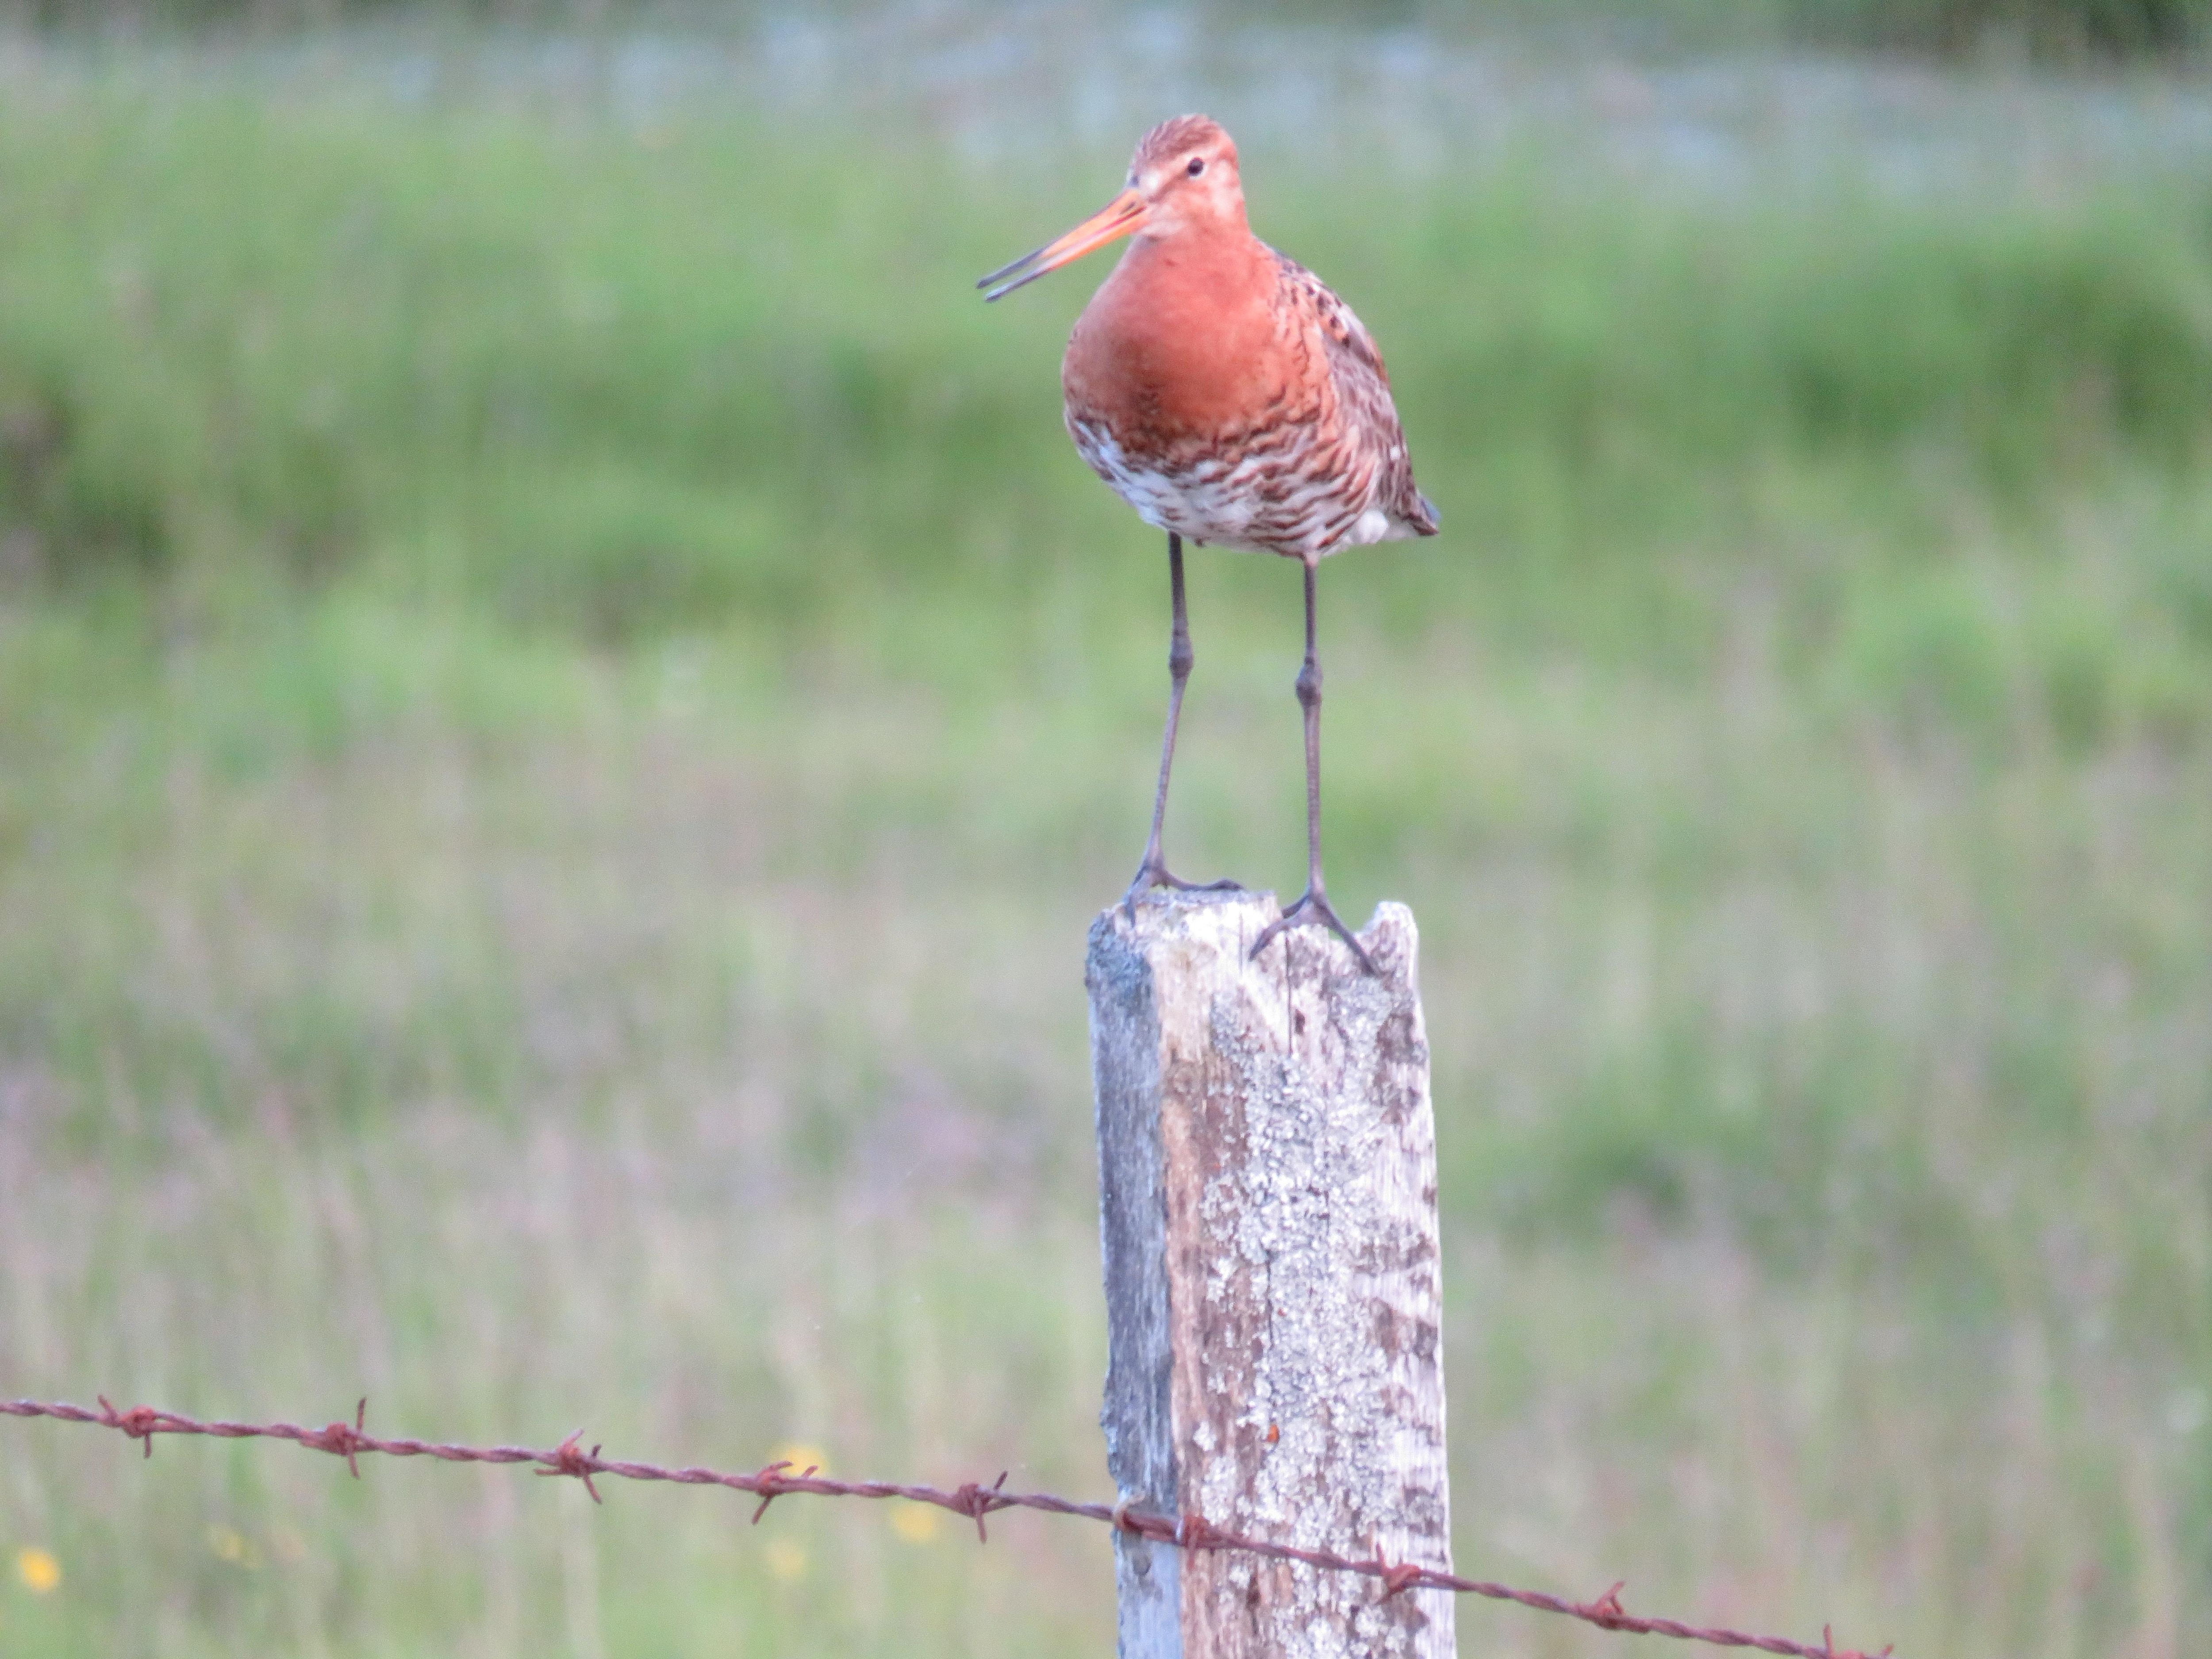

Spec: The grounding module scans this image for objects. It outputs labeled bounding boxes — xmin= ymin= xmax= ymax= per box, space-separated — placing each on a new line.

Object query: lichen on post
xmin=1088 ymin=890 xmax=1452 ymax=1659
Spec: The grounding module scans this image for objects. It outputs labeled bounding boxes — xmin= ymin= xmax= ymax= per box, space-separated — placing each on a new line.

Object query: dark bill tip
xmin=982 ymin=264 xmax=1058 ymax=303
xmin=975 ymin=243 xmax=1047 ymax=292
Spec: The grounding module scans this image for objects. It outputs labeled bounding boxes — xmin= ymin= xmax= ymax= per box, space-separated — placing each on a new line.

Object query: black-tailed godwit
xmin=981 ymin=114 xmax=1437 ymax=967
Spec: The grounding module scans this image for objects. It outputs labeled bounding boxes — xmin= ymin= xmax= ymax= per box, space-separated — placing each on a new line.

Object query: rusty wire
xmin=4 ymin=1395 xmax=1891 ymax=1659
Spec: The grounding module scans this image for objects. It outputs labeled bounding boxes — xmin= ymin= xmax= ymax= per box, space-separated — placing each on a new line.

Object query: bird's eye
xmin=1186 ymin=157 xmax=1205 ymax=177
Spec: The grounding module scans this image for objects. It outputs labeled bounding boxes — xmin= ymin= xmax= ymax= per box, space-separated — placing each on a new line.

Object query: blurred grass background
xmin=2 ymin=4 xmax=2211 ymax=1656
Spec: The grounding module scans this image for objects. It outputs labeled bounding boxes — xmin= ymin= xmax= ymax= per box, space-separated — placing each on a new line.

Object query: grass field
xmin=2 ymin=27 xmax=2211 ymax=1658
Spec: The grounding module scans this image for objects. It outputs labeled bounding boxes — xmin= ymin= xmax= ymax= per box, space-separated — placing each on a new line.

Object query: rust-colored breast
xmin=1063 ymin=232 xmax=1324 ymax=472
xmin=1060 ymin=225 xmax=1433 ymax=558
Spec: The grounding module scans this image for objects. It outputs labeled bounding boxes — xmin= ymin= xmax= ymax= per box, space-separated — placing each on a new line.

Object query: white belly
xmin=1068 ymin=418 xmax=1406 ymax=561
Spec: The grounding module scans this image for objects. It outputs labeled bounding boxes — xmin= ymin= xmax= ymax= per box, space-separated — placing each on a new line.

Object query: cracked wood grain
xmin=1088 ymin=891 xmax=1452 ymax=1659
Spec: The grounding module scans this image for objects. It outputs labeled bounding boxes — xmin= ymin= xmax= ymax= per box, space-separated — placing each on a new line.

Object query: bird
xmin=979 ymin=114 xmax=1437 ymax=968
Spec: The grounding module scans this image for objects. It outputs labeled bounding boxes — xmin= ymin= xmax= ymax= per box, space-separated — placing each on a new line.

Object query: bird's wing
xmin=1269 ymin=249 xmax=1439 ymax=537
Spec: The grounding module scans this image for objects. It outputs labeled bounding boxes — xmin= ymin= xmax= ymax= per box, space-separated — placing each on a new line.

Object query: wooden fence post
xmin=1087 ymin=890 xmax=1453 ymax=1658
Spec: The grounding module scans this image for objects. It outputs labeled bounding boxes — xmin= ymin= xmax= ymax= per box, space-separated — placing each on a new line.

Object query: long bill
xmin=977 ymin=188 xmax=1148 ymax=302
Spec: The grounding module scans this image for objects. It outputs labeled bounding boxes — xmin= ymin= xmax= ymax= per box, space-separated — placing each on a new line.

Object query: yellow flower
xmin=890 ymin=1504 xmax=940 ymax=1544
xmin=764 ymin=1539 xmax=808 ymax=1581
xmin=15 ymin=1547 xmax=61 ymax=1594
xmin=205 ymin=1525 xmax=261 ymax=1569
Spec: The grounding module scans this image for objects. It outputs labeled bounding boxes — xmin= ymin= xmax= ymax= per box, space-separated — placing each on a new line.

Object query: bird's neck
xmin=1116 ymin=220 xmax=1272 ymax=319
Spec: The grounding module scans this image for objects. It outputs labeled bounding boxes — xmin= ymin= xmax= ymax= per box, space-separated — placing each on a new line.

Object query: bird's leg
xmin=1125 ymin=532 xmax=1241 ymax=917
xmin=1250 ymin=557 xmax=1375 ymax=973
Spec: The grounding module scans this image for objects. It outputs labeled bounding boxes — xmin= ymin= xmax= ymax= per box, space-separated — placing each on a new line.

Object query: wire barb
xmin=98 ymin=1395 xmax=163 ymax=1459
xmin=536 ymin=1430 xmax=603 ymax=1503
xmin=1375 ymin=1553 xmax=1424 ymax=1599
xmin=949 ymin=1471 xmax=1010 ymax=1543
xmin=749 ymin=1459 xmax=795 ymax=1525
xmin=307 ymin=1398 xmax=370 ymax=1479
xmin=1582 ymin=1581 xmax=1629 ymax=1628
xmin=3 ymin=1394 xmax=1891 ymax=1659
xmin=1820 ymin=1622 xmax=1896 ymax=1659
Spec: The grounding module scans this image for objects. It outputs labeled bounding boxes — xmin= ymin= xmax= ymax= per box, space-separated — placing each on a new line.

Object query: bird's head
xmin=979 ymin=115 xmax=1246 ymax=302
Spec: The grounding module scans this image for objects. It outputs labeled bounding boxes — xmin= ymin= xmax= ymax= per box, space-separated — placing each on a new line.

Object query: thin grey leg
xmin=1249 ymin=557 xmax=1374 ymax=971
xmin=1125 ymin=533 xmax=1240 ymax=915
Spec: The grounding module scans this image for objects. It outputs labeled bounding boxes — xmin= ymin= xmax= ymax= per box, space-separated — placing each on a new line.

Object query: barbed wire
xmin=5 ymin=1395 xmax=1890 ymax=1659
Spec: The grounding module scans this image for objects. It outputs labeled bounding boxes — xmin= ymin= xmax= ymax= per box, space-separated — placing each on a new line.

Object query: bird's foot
xmin=1122 ymin=860 xmax=1243 ymax=922
xmin=1248 ymin=887 xmax=1376 ymax=974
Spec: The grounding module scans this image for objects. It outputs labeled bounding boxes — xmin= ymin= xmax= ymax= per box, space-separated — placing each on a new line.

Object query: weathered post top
xmin=1087 ymin=890 xmax=1452 ymax=1659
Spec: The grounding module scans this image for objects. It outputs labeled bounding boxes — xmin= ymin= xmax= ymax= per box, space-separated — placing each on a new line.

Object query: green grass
xmin=2 ymin=49 xmax=2211 ymax=1659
